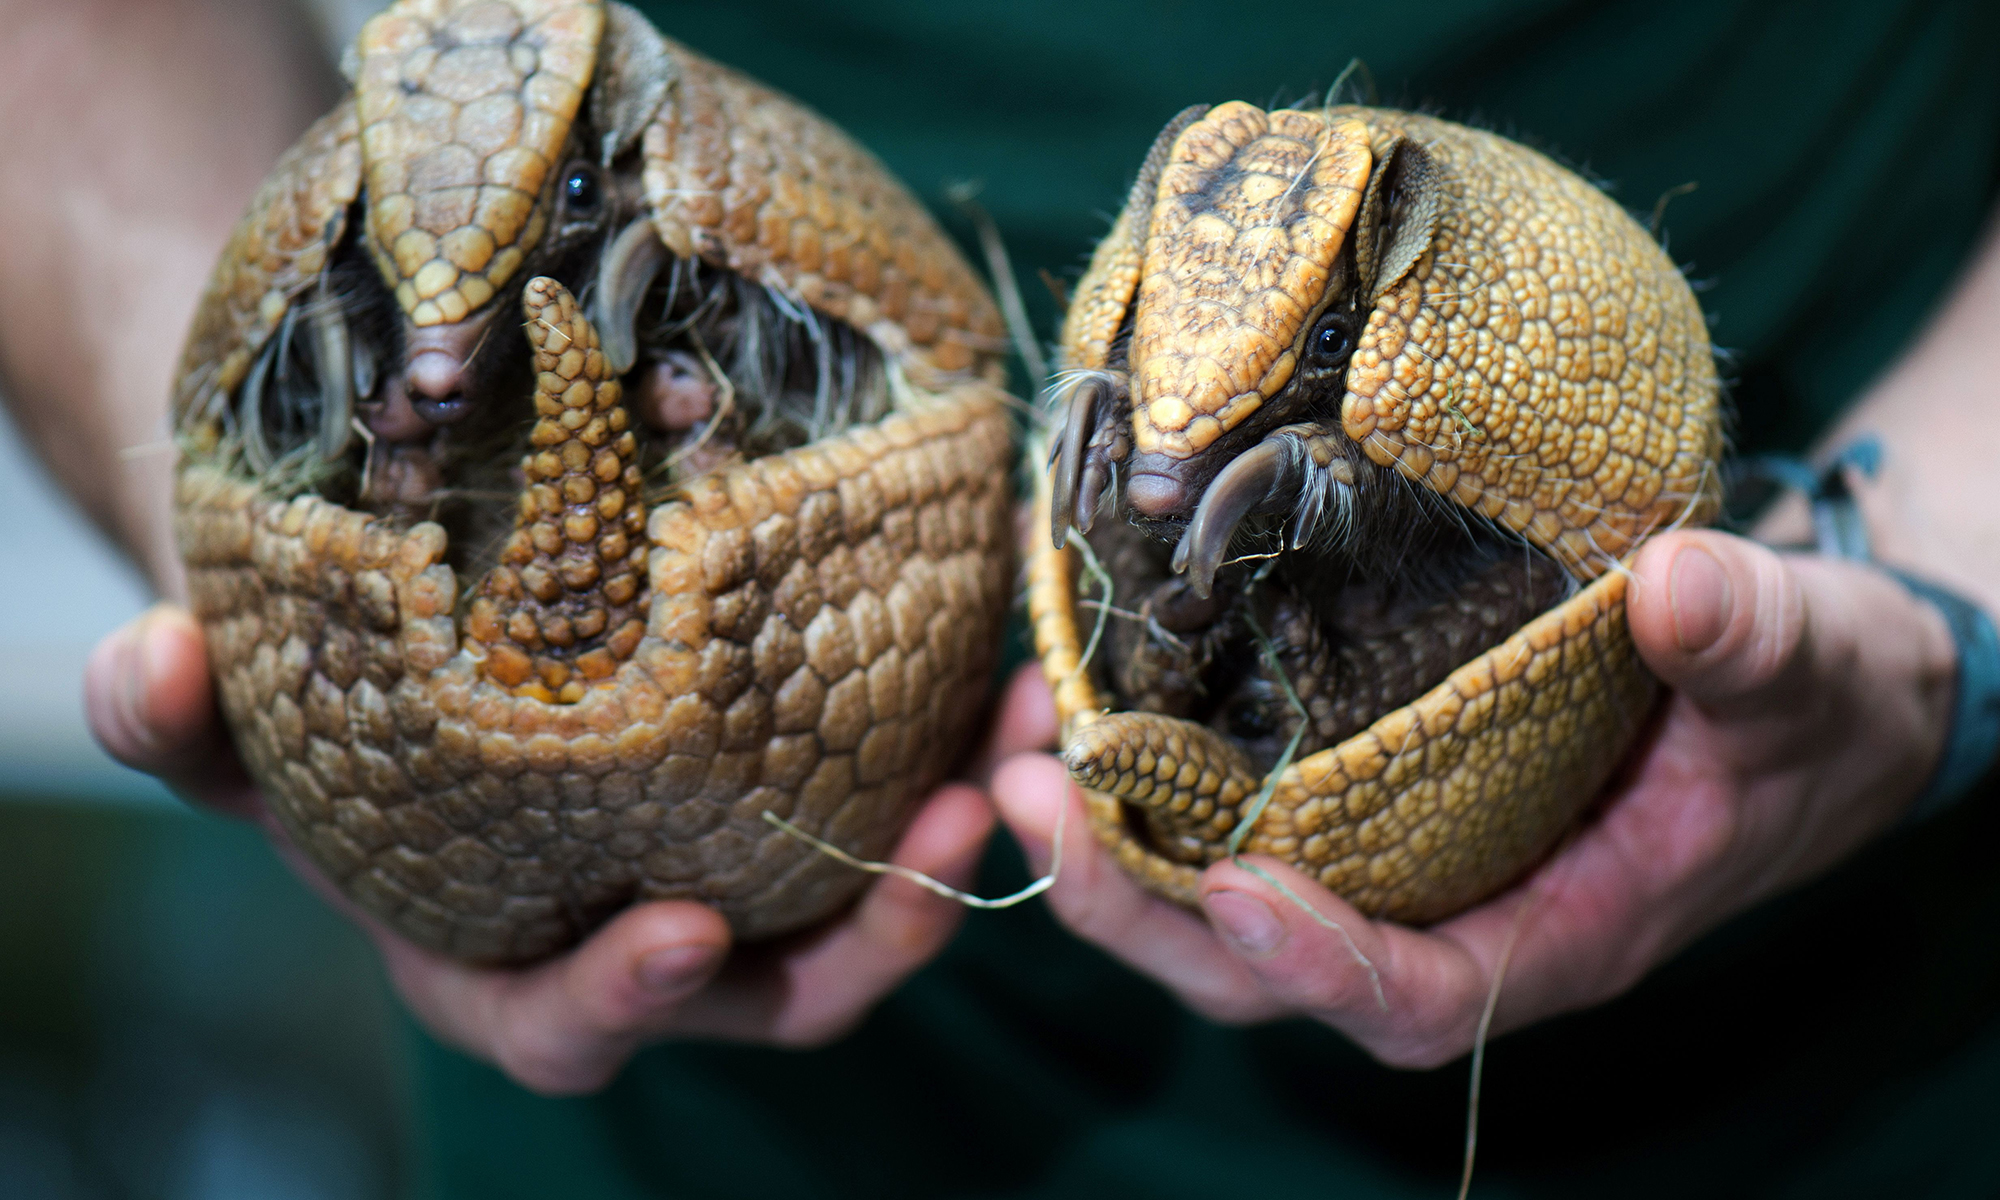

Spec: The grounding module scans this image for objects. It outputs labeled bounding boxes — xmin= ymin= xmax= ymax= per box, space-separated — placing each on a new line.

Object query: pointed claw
xmin=595 ymin=218 xmax=668 ymax=376
xmin=239 ymin=329 xmax=279 ymax=472
xmin=310 ymin=279 xmax=355 ymax=461
xmin=1075 ymin=458 xmax=1110 ymax=535
xmin=1171 ymin=438 xmax=1291 ymax=598
xmin=351 ymin=339 xmax=377 ymax=406
xmin=1049 ymin=377 xmax=1103 ymax=549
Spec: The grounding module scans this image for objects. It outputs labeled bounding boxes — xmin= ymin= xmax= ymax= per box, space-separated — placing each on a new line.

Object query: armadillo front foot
xmin=1170 ymin=424 xmax=1355 ymax=597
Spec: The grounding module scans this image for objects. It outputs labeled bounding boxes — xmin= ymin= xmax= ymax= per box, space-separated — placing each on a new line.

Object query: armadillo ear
xmin=590 ymin=2 xmax=676 ymax=167
xmin=1126 ymin=104 xmax=1211 ymax=239
xmin=1354 ymin=137 xmax=1442 ymax=301
xmin=1056 ymin=104 xmax=1213 ymax=371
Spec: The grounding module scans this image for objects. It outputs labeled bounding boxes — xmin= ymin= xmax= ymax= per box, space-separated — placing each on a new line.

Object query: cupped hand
xmin=84 ymin=606 xmax=1052 ymax=1094
xmin=992 ymin=530 xmax=1958 ymax=1067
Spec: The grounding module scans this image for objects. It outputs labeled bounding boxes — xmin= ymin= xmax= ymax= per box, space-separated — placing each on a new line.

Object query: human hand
xmin=84 ymin=605 xmax=1049 ymax=1094
xmin=991 ymin=529 xmax=1957 ymax=1067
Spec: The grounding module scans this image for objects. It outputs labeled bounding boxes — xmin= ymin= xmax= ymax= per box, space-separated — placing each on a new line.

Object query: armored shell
xmin=173 ymin=0 xmax=1013 ymax=964
xmin=1032 ymin=104 xmax=1722 ymax=922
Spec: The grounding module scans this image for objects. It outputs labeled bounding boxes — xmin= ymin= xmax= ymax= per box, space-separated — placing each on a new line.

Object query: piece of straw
xmin=1065 ymin=530 xmax=1116 ymax=687
xmin=947 ymin=182 xmax=1049 ymax=396
xmin=761 ymin=791 xmax=1067 ymax=910
xmin=1224 ymin=605 xmax=1308 ymax=857
xmin=1221 ymin=603 xmax=1387 ymax=1011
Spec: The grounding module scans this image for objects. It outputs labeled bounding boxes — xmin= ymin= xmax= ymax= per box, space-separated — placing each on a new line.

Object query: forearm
xmin=0 ymin=0 xmax=338 ymax=593
xmin=1757 ymin=209 xmax=2000 ymax=616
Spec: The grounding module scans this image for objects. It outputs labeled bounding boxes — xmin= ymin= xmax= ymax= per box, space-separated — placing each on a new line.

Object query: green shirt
xmin=408 ymin=3 xmax=2000 ymax=1195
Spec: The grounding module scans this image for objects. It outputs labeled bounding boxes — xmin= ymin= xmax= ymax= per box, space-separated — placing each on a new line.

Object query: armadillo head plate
xmin=353 ymin=0 xmax=606 ymax=328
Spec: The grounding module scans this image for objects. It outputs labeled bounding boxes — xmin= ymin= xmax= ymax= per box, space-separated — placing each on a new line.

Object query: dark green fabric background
xmin=407 ymin=3 xmax=2000 ymax=1196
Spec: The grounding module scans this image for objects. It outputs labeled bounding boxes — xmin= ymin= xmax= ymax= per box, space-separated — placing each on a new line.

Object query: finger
xmin=965 ymin=663 xmax=1060 ymax=784
xmin=666 ymin=781 xmax=998 ymax=1044
xmin=1629 ymin=530 xmax=1953 ymax=771
xmin=375 ymin=900 xmax=731 ymax=1096
xmin=83 ymin=604 xmax=260 ymax=818
xmin=990 ymin=751 xmax=1281 ymax=1023
xmin=1626 ymin=529 xmax=1946 ymax=709
xmin=1197 ymin=857 xmax=1493 ymax=1067
xmin=1626 ymin=530 xmax=1813 ymax=713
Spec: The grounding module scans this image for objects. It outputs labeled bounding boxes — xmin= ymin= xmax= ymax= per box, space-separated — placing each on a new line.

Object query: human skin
xmin=2 ymin=0 xmax=1016 ymax=1097
xmin=12 ymin=0 xmax=1995 ymax=1092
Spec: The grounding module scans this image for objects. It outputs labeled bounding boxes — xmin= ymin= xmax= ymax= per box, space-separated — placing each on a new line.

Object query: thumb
xmin=1626 ymin=530 xmax=1817 ymax=717
xmin=83 ymin=603 xmax=261 ymax=818
xmin=1627 ymin=528 xmax=1951 ymax=730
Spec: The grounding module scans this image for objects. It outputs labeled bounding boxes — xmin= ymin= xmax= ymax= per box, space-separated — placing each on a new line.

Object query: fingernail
xmin=1206 ymin=890 xmax=1286 ymax=956
xmin=109 ymin=620 xmax=154 ymax=751
xmin=1669 ymin=545 xmax=1732 ymax=653
xmin=635 ymin=944 xmax=720 ymax=996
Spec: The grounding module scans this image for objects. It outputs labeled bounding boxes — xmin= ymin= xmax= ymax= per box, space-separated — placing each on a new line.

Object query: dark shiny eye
xmin=563 ymin=164 xmax=600 ymax=211
xmin=1310 ymin=317 xmax=1355 ymax=365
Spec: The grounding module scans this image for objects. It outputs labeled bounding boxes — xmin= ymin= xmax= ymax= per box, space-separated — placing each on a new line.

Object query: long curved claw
xmin=1063 ymin=712 xmax=1262 ymax=864
xmin=1075 ymin=455 xmax=1111 ymax=536
xmin=310 ymin=277 xmax=355 ymax=461
xmin=1170 ymin=437 xmax=1293 ymax=598
xmin=595 ymin=217 xmax=669 ymax=376
xmin=351 ymin=339 xmax=378 ymax=408
xmin=1049 ymin=376 xmax=1103 ymax=549
xmin=238 ymin=325 xmax=281 ymax=472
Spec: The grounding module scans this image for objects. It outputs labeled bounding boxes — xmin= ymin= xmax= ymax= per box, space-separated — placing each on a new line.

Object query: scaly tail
xmin=465 ymin=277 xmax=649 ymax=703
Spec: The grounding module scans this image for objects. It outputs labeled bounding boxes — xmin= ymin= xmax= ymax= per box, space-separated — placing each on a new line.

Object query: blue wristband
xmin=1889 ymin=570 xmax=2000 ymax=821
xmin=1740 ymin=436 xmax=2000 ymax=820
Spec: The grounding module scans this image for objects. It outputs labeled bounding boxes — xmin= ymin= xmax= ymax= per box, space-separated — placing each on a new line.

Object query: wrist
xmin=1887 ymin=570 xmax=2000 ymax=821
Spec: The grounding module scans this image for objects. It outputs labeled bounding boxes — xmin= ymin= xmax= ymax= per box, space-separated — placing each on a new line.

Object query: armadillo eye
xmin=563 ymin=164 xmax=601 ymax=212
xmin=1311 ymin=320 xmax=1354 ymax=365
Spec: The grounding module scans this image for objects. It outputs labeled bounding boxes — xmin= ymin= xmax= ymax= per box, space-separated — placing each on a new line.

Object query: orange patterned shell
xmin=1031 ymin=104 xmax=1723 ymax=922
xmin=355 ymin=0 xmax=605 ymax=327
xmin=1128 ymin=104 xmax=1372 ymax=458
xmin=1333 ymin=109 xmax=1721 ymax=575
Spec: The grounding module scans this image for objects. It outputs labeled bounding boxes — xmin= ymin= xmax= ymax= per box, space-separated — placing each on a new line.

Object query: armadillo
xmin=1030 ymin=103 xmax=1722 ymax=922
xmin=172 ymin=0 xmax=1015 ymax=964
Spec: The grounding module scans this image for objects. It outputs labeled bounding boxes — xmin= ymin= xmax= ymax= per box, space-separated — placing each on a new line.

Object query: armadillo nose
xmin=403 ymin=315 xmax=490 ymax=426
xmin=406 ymin=349 xmax=471 ymax=425
xmin=1125 ymin=472 xmax=1187 ymax=518
xmin=406 ymin=349 xmax=462 ymax=398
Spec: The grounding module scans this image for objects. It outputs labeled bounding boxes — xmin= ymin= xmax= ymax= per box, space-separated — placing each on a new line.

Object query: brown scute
xmin=1127 ymin=104 xmax=1372 ymax=459
xmin=179 ymin=390 xmax=1013 ymax=963
xmin=172 ymin=5 xmax=1018 ymax=963
xmin=463 ymin=277 xmax=648 ymax=704
xmin=355 ymin=0 xmax=605 ymax=326
xmin=640 ymin=40 xmax=1005 ymax=381
xmin=1064 ymin=714 xmax=1260 ymax=866
xmin=173 ymin=102 xmax=363 ymax=433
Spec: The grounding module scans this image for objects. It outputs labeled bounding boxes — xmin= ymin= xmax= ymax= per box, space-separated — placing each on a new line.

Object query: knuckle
xmin=1367 ymin=1031 xmax=1470 ymax=1071
xmin=492 ymin=1028 xmax=612 ymax=1097
xmin=1182 ymin=988 xmax=1279 ymax=1026
xmin=770 ymin=1010 xmax=863 ymax=1049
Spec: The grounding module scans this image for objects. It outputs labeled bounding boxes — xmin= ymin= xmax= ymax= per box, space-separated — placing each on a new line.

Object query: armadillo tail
xmin=464 ymin=277 xmax=650 ymax=703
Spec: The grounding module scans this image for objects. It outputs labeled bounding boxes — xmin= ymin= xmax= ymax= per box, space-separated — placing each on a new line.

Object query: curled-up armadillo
xmin=1029 ymin=103 xmax=1722 ymax=922
xmin=172 ymin=0 xmax=1016 ymax=964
